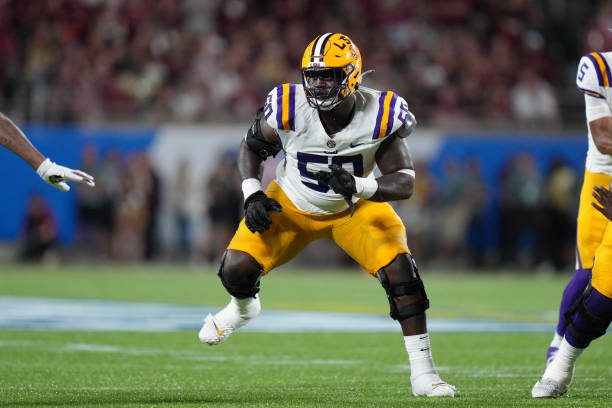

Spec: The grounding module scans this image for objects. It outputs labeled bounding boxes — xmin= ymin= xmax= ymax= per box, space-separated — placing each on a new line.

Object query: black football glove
xmin=325 ymin=164 xmax=357 ymax=196
xmin=316 ymin=164 xmax=356 ymax=215
xmin=244 ymin=191 xmax=282 ymax=233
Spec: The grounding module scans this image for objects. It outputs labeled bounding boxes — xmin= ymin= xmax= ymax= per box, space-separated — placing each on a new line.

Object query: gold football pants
xmin=228 ymin=181 xmax=409 ymax=275
xmin=576 ymin=169 xmax=612 ymax=297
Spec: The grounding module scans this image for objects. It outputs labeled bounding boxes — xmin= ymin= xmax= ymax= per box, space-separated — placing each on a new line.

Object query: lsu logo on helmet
xmin=301 ymin=33 xmax=362 ymax=110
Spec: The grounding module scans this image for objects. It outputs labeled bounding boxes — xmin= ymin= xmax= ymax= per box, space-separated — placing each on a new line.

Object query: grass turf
xmin=0 ymin=264 xmax=569 ymax=321
xmin=0 ymin=265 xmax=610 ymax=406
xmin=0 ymin=331 xmax=610 ymax=407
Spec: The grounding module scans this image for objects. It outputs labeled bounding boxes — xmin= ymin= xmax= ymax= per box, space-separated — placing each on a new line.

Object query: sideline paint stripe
xmin=0 ymin=296 xmax=560 ymax=333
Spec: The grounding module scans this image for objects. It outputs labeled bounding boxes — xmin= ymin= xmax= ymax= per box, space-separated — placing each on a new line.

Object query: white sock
xmin=543 ymin=338 xmax=583 ymax=382
xmin=404 ymin=333 xmax=437 ymax=380
xmin=549 ymin=332 xmax=562 ymax=348
xmin=214 ymin=295 xmax=261 ymax=329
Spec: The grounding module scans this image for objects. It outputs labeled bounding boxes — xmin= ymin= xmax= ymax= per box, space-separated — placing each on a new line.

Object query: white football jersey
xmin=576 ymin=51 xmax=612 ymax=174
xmin=263 ymin=84 xmax=414 ymax=214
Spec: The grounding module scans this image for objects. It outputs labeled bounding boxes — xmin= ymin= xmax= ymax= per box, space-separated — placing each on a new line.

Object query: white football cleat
xmin=411 ymin=374 xmax=456 ymax=397
xmin=531 ymin=378 xmax=569 ymax=398
xmin=198 ymin=296 xmax=261 ymax=346
xmin=198 ymin=313 xmax=233 ymax=346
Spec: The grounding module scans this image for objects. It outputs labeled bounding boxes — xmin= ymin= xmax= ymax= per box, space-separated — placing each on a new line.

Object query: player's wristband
xmin=36 ymin=158 xmax=52 ymax=177
xmin=242 ymin=178 xmax=263 ymax=201
xmin=354 ymin=176 xmax=378 ymax=199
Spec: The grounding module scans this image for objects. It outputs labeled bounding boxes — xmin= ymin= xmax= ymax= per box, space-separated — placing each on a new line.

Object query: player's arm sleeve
xmin=576 ymin=54 xmax=612 ymax=121
xmin=585 ymin=94 xmax=612 ymax=122
xmin=373 ymin=93 xmax=416 ymax=140
xmin=262 ymin=84 xmax=297 ymax=137
xmin=393 ymin=95 xmax=417 ymax=138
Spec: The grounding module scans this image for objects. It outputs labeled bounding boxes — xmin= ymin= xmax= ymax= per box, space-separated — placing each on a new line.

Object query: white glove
xmin=36 ymin=158 xmax=95 ymax=192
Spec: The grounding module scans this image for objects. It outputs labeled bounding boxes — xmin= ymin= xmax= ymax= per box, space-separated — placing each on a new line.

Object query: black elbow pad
xmin=245 ymin=110 xmax=282 ymax=160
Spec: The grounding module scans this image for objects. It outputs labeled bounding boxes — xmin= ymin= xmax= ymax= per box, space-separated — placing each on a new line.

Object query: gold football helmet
xmin=301 ymin=33 xmax=362 ymax=110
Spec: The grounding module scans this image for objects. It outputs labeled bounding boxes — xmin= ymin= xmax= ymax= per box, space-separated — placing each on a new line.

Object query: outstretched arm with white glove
xmin=0 ymin=112 xmax=95 ymax=191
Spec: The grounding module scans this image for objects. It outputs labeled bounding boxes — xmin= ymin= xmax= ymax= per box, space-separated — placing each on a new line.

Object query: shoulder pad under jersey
xmin=371 ymin=91 xmax=415 ymax=140
xmin=262 ymin=83 xmax=299 ymax=132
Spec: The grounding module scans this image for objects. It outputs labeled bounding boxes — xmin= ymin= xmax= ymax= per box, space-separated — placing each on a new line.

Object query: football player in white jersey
xmin=532 ymin=51 xmax=612 ymax=398
xmin=198 ymin=33 xmax=455 ymax=398
xmin=0 ymin=112 xmax=95 ymax=191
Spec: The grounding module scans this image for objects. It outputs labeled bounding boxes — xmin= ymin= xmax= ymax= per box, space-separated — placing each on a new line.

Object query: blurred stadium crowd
xmin=0 ymin=0 xmax=610 ymax=128
xmin=19 ymin=146 xmax=244 ymax=265
xmin=20 ymin=146 xmax=578 ymax=271
xmin=5 ymin=0 xmax=611 ymax=270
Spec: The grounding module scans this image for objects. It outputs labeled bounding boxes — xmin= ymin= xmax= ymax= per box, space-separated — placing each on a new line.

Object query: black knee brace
xmin=377 ymin=254 xmax=429 ymax=320
xmin=217 ymin=251 xmax=262 ymax=299
xmin=565 ymin=284 xmax=610 ymax=345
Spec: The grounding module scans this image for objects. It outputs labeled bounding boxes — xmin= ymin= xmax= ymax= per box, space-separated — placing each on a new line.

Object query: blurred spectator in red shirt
xmin=20 ymin=192 xmax=58 ymax=262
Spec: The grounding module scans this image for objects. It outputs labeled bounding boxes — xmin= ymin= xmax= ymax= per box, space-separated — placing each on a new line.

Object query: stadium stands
xmin=0 ymin=0 xmax=605 ymax=128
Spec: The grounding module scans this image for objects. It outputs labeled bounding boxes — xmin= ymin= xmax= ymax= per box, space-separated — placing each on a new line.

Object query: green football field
xmin=0 ymin=265 xmax=610 ymax=407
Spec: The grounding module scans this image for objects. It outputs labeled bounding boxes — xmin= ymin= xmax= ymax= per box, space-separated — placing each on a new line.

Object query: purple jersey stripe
xmin=578 ymin=87 xmax=605 ymax=99
xmin=385 ymin=93 xmax=398 ymax=137
xmin=596 ymin=52 xmax=612 ymax=86
xmin=372 ymin=92 xmax=386 ymax=139
xmin=275 ymin=85 xmax=283 ymax=129
xmin=587 ymin=54 xmax=604 ymax=86
xmin=289 ymin=84 xmax=296 ymax=131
